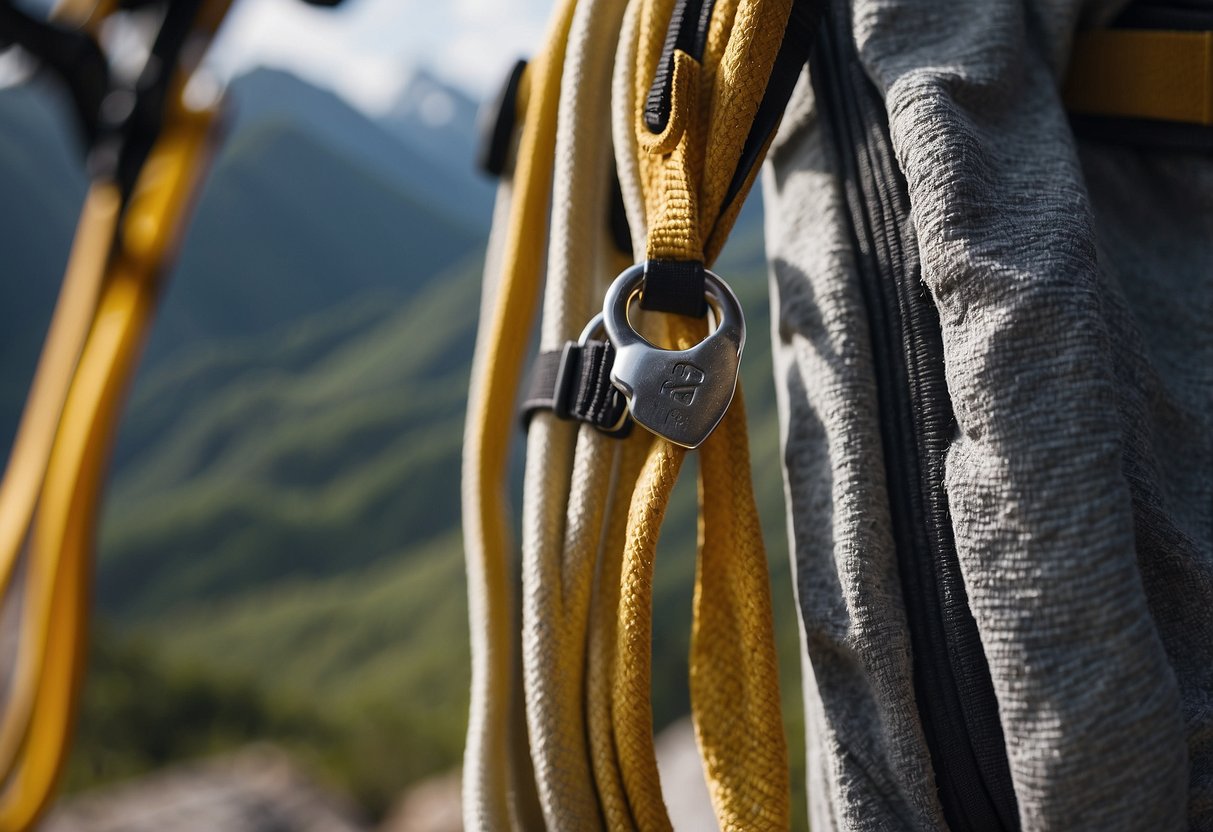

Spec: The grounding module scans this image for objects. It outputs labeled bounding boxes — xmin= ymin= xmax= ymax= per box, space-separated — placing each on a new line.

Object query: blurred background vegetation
xmin=0 ymin=46 xmax=805 ymax=828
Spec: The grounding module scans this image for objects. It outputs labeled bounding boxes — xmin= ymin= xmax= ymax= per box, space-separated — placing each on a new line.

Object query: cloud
xmin=435 ymin=22 xmax=539 ymax=94
xmin=205 ymin=0 xmax=552 ymax=113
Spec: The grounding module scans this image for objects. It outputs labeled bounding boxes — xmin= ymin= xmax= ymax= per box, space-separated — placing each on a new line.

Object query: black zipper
xmin=810 ymin=5 xmax=1020 ymax=829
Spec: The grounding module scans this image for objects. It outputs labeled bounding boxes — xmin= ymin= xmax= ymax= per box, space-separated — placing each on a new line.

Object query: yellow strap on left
xmin=0 ymin=100 xmax=220 ymax=832
xmin=1064 ymin=28 xmax=1213 ymax=125
xmin=0 ymin=2 xmax=228 ymax=823
xmin=0 ymin=187 xmax=118 ymax=602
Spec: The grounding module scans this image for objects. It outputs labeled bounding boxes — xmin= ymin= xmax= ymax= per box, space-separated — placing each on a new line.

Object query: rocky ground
xmin=44 ymin=718 xmax=715 ymax=831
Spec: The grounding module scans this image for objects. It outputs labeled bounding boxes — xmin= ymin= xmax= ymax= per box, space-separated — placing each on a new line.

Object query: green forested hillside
xmin=99 ymin=255 xmax=479 ymax=616
xmin=147 ymin=116 xmax=482 ymax=357
xmin=0 ymin=75 xmax=804 ymax=825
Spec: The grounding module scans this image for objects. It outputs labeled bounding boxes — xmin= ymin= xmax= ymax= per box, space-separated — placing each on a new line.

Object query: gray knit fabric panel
xmin=765 ymin=1 xmax=1213 ymax=829
xmin=764 ymin=76 xmax=947 ymax=831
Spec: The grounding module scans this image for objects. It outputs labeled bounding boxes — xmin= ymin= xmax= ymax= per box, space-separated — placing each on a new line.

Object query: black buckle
xmin=521 ymin=341 xmax=631 ymax=438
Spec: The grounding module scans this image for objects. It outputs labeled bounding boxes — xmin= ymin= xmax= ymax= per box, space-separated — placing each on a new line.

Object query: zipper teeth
xmin=813 ymin=5 xmax=1020 ymax=830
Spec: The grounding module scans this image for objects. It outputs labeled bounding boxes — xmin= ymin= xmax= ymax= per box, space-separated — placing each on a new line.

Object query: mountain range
xmin=0 ymin=66 xmax=805 ymax=825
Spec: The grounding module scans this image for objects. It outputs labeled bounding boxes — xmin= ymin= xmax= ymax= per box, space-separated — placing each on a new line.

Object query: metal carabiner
xmin=601 ymin=263 xmax=745 ymax=448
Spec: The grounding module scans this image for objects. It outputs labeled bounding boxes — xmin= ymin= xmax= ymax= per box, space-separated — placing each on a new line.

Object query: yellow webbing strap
xmin=459 ymin=0 xmax=577 ymax=827
xmin=0 ymin=3 xmax=226 ymax=822
xmin=609 ymin=0 xmax=791 ymax=828
xmin=635 ymin=0 xmax=791 ymax=263
xmin=0 ymin=185 xmax=118 ymax=821
xmin=0 ymin=0 xmax=126 ymax=665
xmin=0 ymin=101 xmax=220 ymax=832
xmin=1064 ymin=28 xmax=1213 ymax=125
xmin=587 ymin=428 xmax=653 ymax=831
xmin=0 ymin=187 xmax=118 ymax=600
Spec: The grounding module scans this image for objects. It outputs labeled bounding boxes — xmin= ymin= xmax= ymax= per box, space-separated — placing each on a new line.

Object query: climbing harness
xmin=463 ymin=0 xmax=1213 ymax=828
xmin=460 ymin=0 xmax=1213 ymax=829
xmin=0 ymin=1 xmax=337 ymax=827
xmin=463 ymin=0 xmax=821 ymax=828
xmin=2 ymin=0 xmax=1204 ymax=828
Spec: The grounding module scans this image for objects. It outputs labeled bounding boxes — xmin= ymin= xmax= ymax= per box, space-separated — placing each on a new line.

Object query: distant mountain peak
xmin=375 ymin=67 xmax=489 ymax=206
xmin=222 ymin=64 xmax=492 ymax=227
xmin=383 ymin=67 xmax=477 ymax=133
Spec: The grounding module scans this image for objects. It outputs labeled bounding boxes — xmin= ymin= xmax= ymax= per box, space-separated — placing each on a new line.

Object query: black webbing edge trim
xmin=638 ymin=259 xmax=708 ymax=318
xmin=644 ymin=0 xmax=718 ymax=133
xmin=1069 ymin=113 xmax=1213 ymax=150
xmin=476 ymin=58 xmax=528 ymax=178
xmin=717 ymin=0 xmax=821 ymax=219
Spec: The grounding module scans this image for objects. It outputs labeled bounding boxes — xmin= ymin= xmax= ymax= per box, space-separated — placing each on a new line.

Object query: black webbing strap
xmin=608 ymin=164 xmax=633 ymax=257
xmin=477 ymin=58 xmax=528 ymax=178
xmin=638 ymin=258 xmax=708 ymax=318
xmin=522 ymin=340 xmax=631 ymax=436
xmin=645 ymin=0 xmax=717 ymax=132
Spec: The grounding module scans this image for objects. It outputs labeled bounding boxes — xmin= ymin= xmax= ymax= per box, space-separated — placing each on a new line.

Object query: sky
xmin=206 ymin=0 xmax=554 ymax=113
xmin=0 ymin=0 xmax=553 ymax=114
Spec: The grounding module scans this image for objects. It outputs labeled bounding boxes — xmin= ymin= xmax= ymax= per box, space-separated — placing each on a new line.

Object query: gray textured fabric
xmin=765 ymin=1 xmax=1213 ymax=829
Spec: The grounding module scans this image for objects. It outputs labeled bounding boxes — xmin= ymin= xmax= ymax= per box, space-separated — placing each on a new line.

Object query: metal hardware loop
xmin=602 ymin=263 xmax=745 ymax=448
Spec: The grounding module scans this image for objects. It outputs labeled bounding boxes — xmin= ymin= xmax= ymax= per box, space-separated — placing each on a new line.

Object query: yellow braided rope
xmin=607 ymin=0 xmax=793 ymax=827
xmin=614 ymin=434 xmax=686 ymax=832
xmin=692 ymin=387 xmax=788 ymax=831
xmin=587 ymin=429 xmax=653 ymax=832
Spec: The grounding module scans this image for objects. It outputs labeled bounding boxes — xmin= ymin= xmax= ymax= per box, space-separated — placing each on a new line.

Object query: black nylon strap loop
xmin=644 ymin=0 xmax=717 ymax=133
xmin=638 ymin=259 xmax=708 ymax=318
xmin=521 ymin=342 xmax=631 ymax=436
xmin=521 ymin=348 xmax=566 ymax=420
